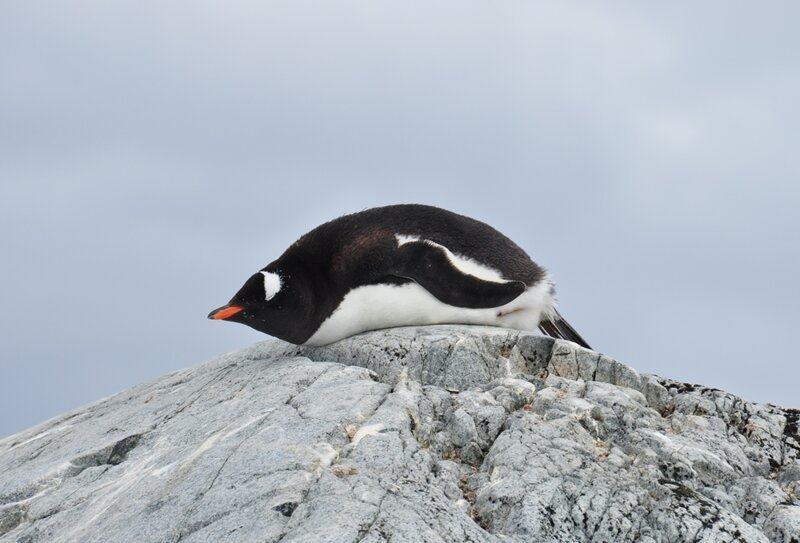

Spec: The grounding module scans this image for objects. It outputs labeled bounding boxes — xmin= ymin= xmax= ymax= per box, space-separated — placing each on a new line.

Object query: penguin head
xmin=208 ymin=267 xmax=310 ymax=343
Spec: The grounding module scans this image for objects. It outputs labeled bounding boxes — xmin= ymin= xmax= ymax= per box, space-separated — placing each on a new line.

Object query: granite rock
xmin=0 ymin=326 xmax=797 ymax=542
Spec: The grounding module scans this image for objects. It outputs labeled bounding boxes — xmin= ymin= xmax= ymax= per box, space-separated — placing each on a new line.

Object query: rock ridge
xmin=0 ymin=325 xmax=797 ymax=542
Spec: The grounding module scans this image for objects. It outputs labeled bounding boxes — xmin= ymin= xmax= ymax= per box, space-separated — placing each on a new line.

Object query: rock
xmin=0 ymin=325 xmax=797 ymax=542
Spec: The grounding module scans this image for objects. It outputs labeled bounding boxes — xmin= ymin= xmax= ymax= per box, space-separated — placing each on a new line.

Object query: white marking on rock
xmin=180 ymin=430 xmax=225 ymax=469
xmin=305 ymin=276 xmax=555 ymax=346
xmin=223 ymin=413 xmax=271 ymax=441
xmin=5 ymin=424 xmax=74 ymax=452
xmin=359 ymin=490 xmax=383 ymax=506
xmin=351 ymin=423 xmax=386 ymax=446
xmin=78 ymin=453 xmax=162 ymax=531
xmin=2 ymin=485 xmax=55 ymax=507
xmin=311 ymin=443 xmax=338 ymax=468
xmin=151 ymin=461 xmax=177 ymax=477
xmin=260 ymin=271 xmax=282 ymax=301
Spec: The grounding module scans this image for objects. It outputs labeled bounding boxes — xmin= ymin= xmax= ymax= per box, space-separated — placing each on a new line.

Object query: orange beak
xmin=208 ymin=305 xmax=245 ymax=320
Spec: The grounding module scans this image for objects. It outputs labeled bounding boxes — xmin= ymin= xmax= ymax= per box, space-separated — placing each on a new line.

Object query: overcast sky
xmin=1 ymin=1 xmax=798 ymax=437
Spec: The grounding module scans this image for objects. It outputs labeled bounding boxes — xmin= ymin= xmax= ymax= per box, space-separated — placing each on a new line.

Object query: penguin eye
xmin=260 ymin=271 xmax=282 ymax=301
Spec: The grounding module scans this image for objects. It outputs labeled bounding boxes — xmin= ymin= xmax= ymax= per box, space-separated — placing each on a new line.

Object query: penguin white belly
xmin=304 ymin=279 xmax=555 ymax=346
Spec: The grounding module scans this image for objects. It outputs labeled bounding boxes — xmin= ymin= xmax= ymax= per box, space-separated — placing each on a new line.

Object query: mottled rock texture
xmin=1 ymin=326 xmax=798 ymax=542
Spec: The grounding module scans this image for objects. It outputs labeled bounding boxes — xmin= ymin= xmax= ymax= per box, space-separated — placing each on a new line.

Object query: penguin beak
xmin=208 ymin=305 xmax=245 ymax=320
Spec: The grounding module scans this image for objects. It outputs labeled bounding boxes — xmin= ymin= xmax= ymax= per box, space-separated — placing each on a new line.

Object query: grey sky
xmin=1 ymin=1 xmax=798 ymax=437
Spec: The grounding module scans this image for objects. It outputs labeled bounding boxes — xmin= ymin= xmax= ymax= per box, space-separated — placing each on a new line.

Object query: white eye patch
xmin=260 ymin=271 xmax=282 ymax=301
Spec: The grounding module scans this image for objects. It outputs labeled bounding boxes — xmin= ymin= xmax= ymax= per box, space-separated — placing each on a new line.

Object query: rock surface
xmin=0 ymin=325 xmax=798 ymax=543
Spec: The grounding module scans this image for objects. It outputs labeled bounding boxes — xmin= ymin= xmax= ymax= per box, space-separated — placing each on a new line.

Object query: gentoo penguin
xmin=208 ymin=204 xmax=591 ymax=349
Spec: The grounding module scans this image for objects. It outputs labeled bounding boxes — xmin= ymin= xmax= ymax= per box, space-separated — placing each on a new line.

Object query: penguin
xmin=208 ymin=204 xmax=591 ymax=349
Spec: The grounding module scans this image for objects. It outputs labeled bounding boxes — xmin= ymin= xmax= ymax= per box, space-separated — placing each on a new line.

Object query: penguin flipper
xmin=538 ymin=309 xmax=592 ymax=349
xmin=391 ymin=240 xmax=526 ymax=308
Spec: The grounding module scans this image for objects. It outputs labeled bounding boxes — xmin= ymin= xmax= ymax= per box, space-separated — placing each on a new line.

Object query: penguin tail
xmin=538 ymin=309 xmax=592 ymax=350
